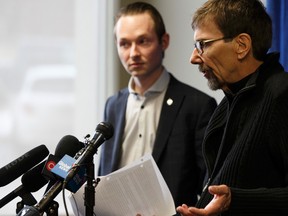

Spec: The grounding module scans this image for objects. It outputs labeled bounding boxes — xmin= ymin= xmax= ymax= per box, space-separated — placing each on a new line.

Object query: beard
xmin=199 ymin=65 xmax=223 ymax=91
xmin=207 ymin=71 xmax=222 ymax=90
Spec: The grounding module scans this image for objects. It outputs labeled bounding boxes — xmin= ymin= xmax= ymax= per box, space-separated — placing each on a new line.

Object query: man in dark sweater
xmin=177 ymin=0 xmax=288 ymax=215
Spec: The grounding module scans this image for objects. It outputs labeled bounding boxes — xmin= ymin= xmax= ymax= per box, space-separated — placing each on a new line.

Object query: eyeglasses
xmin=194 ymin=37 xmax=231 ymax=55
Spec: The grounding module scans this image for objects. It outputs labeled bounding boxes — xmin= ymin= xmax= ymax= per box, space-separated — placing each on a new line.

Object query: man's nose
xmin=130 ymin=43 xmax=140 ymax=58
xmin=190 ymin=48 xmax=202 ymax=65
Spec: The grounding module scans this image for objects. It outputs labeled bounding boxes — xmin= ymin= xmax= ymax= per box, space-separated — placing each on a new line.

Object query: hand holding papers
xmin=70 ymin=154 xmax=176 ymax=216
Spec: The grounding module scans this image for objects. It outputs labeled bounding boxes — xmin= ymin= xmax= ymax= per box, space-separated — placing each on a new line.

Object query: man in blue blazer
xmin=98 ymin=2 xmax=217 ymax=208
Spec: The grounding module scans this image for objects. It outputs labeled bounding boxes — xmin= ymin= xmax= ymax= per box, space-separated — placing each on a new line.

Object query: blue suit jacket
xmin=98 ymin=74 xmax=217 ymax=207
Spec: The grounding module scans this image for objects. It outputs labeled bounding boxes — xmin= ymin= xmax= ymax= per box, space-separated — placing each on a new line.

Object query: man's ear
xmin=234 ymin=33 xmax=251 ymax=60
xmin=161 ymin=33 xmax=170 ymax=50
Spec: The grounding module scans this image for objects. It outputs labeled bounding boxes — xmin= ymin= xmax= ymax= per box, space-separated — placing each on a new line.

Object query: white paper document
xmin=69 ymin=154 xmax=176 ymax=216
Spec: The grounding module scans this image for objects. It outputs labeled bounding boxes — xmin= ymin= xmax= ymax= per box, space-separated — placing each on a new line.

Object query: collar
xmin=128 ymin=68 xmax=170 ymax=97
xmin=224 ymin=52 xmax=281 ymax=100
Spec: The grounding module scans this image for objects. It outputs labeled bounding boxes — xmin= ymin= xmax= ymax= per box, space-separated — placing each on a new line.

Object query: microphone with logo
xmin=41 ymin=135 xmax=85 ymax=193
xmin=16 ymin=122 xmax=114 ymax=216
xmin=63 ymin=122 xmax=114 ymax=189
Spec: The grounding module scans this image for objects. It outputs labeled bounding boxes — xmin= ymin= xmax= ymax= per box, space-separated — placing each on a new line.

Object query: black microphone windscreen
xmin=54 ymin=135 xmax=85 ymax=157
xmin=0 ymin=145 xmax=49 ymax=187
xmin=21 ymin=161 xmax=49 ymax=192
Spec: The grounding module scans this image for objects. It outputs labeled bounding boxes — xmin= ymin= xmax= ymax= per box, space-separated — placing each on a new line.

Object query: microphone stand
xmin=17 ymin=200 xmax=59 ymax=216
xmin=45 ymin=200 xmax=59 ymax=216
xmin=0 ymin=187 xmax=37 ymax=214
xmin=15 ymin=188 xmax=60 ymax=216
xmin=65 ymin=122 xmax=114 ymax=216
xmin=84 ymin=151 xmax=101 ymax=216
xmin=84 ymin=154 xmax=95 ymax=216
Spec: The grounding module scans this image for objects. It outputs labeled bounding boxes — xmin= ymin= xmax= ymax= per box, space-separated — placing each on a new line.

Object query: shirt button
xmin=139 ymin=134 xmax=142 ymax=138
xmin=141 ymin=105 xmax=144 ymax=109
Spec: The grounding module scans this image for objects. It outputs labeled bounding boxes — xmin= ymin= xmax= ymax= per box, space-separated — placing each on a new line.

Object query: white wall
xmin=0 ymin=1 xmax=115 ymax=215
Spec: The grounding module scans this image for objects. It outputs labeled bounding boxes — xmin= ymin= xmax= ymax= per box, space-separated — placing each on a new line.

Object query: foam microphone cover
xmin=0 ymin=145 xmax=49 ymax=187
xmin=54 ymin=135 xmax=85 ymax=157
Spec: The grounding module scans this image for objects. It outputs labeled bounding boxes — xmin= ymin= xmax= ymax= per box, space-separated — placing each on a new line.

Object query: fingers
xmin=208 ymin=185 xmax=231 ymax=212
xmin=176 ymin=185 xmax=232 ymax=216
xmin=176 ymin=204 xmax=193 ymax=215
xmin=176 ymin=204 xmax=188 ymax=212
xmin=208 ymin=184 xmax=229 ymax=195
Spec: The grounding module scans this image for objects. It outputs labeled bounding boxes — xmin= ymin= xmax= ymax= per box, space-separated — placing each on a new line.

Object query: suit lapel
xmin=152 ymin=76 xmax=184 ymax=162
xmin=110 ymin=90 xmax=129 ymax=171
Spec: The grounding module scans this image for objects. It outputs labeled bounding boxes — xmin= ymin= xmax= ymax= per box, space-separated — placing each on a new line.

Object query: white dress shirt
xmin=119 ymin=69 xmax=170 ymax=168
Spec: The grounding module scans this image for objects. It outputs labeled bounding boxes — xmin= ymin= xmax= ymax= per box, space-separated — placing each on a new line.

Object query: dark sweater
xmin=196 ymin=53 xmax=288 ymax=215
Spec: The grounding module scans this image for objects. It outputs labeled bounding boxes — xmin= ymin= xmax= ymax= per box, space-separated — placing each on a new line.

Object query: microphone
xmin=17 ymin=122 xmax=114 ymax=216
xmin=0 ymin=159 xmax=49 ymax=209
xmin=42 ymin=135 xmax=85 ymax=192
xmin=63 ymin=121 xmax=114 ymax=185
xmin=0 ymin=136 xmax=84 ymax=211
xmin=16 ymin=135 xmax=86 ymax=215
xmin=0 ymin=145 xmax=49 ymax=187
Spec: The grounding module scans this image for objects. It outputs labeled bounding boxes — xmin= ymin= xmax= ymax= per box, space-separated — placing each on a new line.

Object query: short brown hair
xmin=114 ymin=1 xmax=166 ymax=43
xmin=192 ymin=0 xmax=272 ymax=61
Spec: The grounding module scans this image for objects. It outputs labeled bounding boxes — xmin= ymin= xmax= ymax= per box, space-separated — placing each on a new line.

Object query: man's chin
xmin=207 ymin=79 xmax=221 ymax=91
